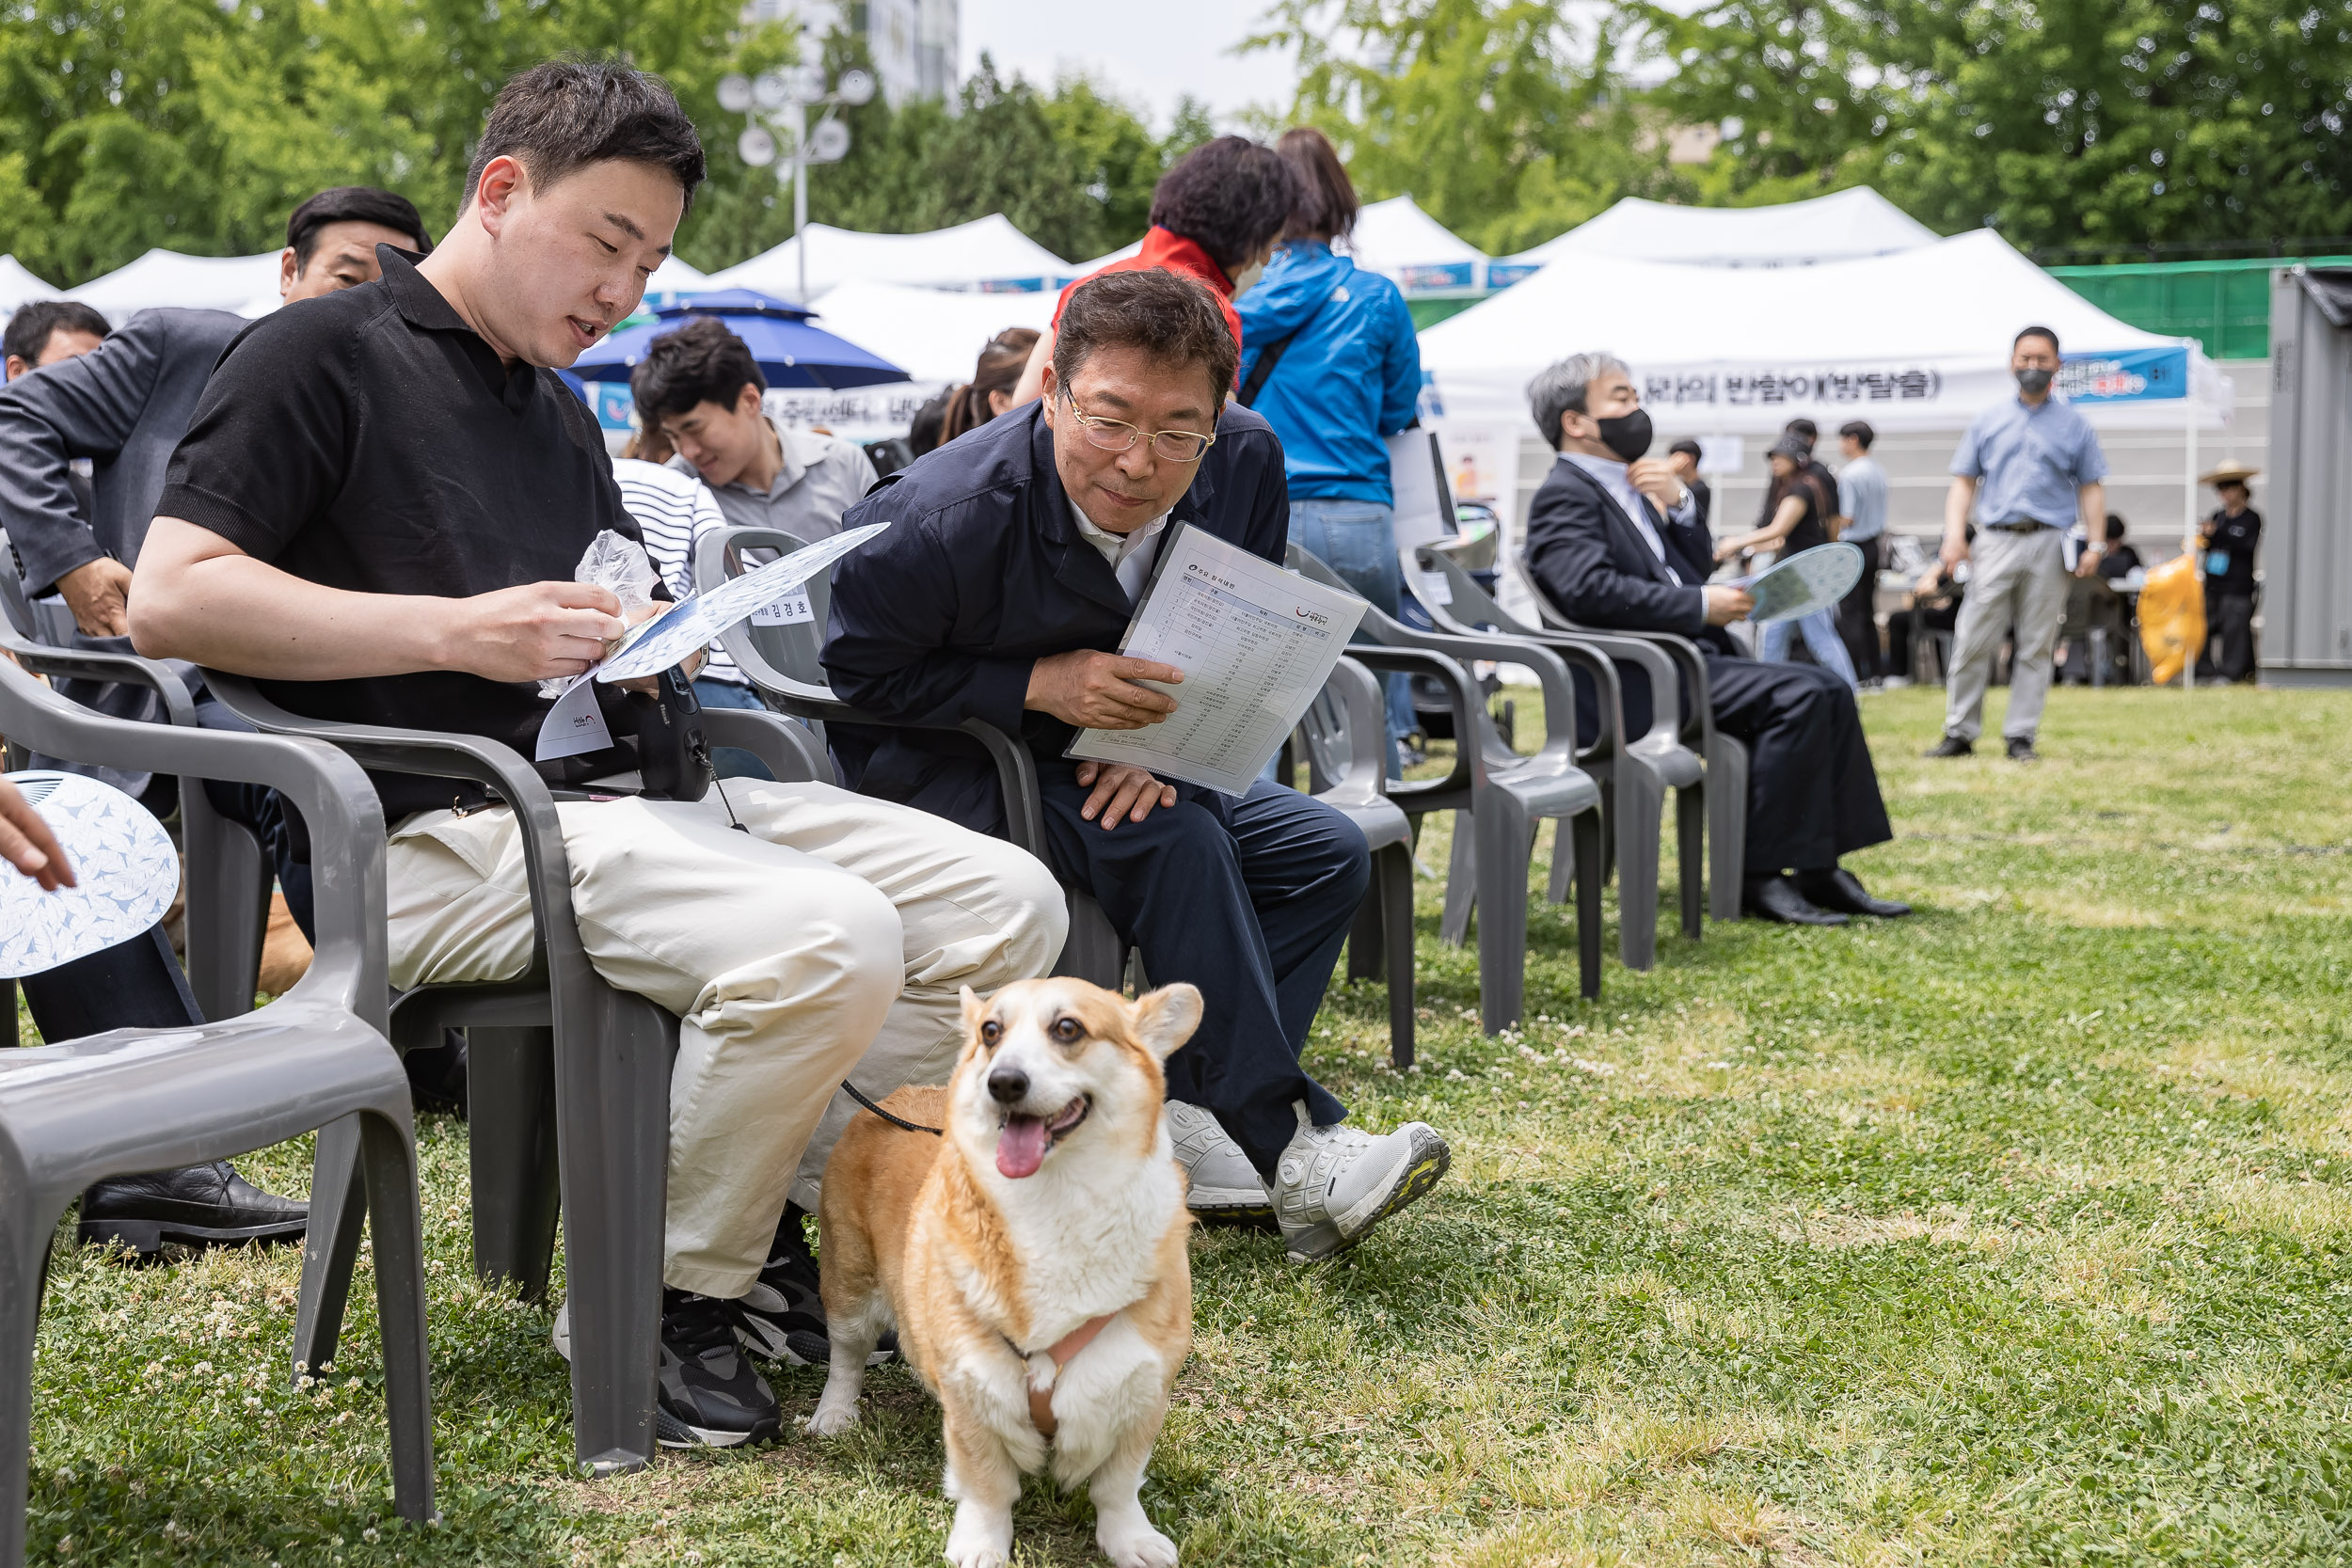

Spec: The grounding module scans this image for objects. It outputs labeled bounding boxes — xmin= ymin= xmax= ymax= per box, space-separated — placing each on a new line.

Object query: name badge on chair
xmin=752 ymin=586 xmax=815 ymax=626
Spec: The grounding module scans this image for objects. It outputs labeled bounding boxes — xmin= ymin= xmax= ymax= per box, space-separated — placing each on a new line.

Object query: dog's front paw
xmin=1098 ymin=1517 xmax=1179 ymax=1568
xmin=803 ymin=1398 xmax=860 ymax=1437
xmin=945 ymin=1509 xmax=1013 ymax=1568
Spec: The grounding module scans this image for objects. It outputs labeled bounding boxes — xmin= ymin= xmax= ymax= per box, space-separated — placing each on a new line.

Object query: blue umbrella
xmin=570 ymin=289 xmax=906 ymax=389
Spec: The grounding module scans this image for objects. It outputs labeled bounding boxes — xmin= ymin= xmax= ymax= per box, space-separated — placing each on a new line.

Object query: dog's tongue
xmin=997 ymin=1115 xmax=1049 ymax=1179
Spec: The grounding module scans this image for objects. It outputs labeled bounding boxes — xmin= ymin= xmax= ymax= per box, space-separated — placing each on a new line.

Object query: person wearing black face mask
xmin=1926 ymin=325 xmax=2108 ymax=763
xmin=1520 ymin=352 xmax=1906 ymax=927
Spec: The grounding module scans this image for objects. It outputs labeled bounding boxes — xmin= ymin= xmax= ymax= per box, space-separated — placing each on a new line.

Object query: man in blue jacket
xmin=1236 ymin=128 xmax=1424 ymax=768
xmin=824 ymin=268 xmax=1450 ymax=1263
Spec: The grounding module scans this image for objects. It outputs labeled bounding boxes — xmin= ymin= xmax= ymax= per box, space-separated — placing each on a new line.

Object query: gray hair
xmin=1527 ymin=353 xmax=1629 ymax=449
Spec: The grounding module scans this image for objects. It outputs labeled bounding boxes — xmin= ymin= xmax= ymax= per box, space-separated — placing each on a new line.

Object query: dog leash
xmin=840 ymin=1080 xmax=942 ymax=1136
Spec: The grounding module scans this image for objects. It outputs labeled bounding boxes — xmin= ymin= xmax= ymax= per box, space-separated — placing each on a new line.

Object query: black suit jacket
xmin=1523 ymin=455 xmax=1735 ymax=657
xmin=821 ymin=399 xmax=1289 ymax=836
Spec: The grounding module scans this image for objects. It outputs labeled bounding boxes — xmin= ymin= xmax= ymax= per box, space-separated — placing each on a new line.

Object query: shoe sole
xmin=78 ymin=1217 xmax=307 ymax=1255
xmin=655 ymin=1406 xmax=778 ymax=1449
xmin=1285 ymin=1127 xmax=1451 ymax=1264
xmin=736 ymin=1318 xmax=896 ymax=1369
xmin=1185 ymin=1186 xmax=1275 ymax=1220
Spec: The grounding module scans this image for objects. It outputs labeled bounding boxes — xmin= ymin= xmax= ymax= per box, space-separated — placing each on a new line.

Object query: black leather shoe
xmin=2005 ymin=736 xmax=2039 ymax=763
xmin=79 ymin=1162 xmax=308 ymax=1256
xmin=1743 ymin=875 xmax=1849 ymax=926
xmin=1797 ymin=867 xmax=1912 ymax=918
xmin=1922 ymin=735 xmax=1973 ymax=758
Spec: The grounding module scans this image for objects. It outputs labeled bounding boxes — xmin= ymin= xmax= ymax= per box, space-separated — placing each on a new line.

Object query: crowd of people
xmin=0 ymin=55 xmax=2269 ymax=1467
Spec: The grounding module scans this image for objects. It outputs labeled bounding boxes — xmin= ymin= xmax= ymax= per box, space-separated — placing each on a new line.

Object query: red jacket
xmin=1053 ymin=227 xmax=1244 ymax=354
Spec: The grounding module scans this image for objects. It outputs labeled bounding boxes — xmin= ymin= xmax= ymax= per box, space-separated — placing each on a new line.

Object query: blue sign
xmin=2058 ymin=346 xmax=2188 ymax=404
xmin=1486 ymin=261 xmax=1542 ymax=290
xmin=582 ymin=379 xmax=637 ymax=433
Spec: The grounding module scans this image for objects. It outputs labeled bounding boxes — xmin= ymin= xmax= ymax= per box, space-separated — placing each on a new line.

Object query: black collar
xmin=375 ymin=245 xmax=538 ymax=412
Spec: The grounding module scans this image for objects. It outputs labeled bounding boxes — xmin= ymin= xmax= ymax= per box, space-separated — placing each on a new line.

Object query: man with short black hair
xmin=130 ymin=58 xmax=1064 ymax=1449
xmin=825 ymin=266 xmax=1451 ymax=1265
xmin=2 ymin=299 xmax=109 ymax=382
xmin=1927 ymin=325 xmax=2107 ymax=761
xmin=1834 ymin=420 xmax=1886 ymax=686
xmin=1664 ymin=437 xmax=1709 ymax=530
xmin=634 ymin=316 xmax=877 ymax=541
xmin=278 ymin=185 xmax=435 ymax=301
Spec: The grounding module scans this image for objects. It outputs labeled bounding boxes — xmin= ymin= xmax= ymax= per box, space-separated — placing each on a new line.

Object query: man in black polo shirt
xmin=130 ymin=60 xmax=1064 ymax=1451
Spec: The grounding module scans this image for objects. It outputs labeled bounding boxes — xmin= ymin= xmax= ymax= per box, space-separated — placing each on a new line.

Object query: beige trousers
xmin=1944 ymin=524 xmax=2069 ymax=743
xmin=385 ymin=781 xmax=1066 ymax=1298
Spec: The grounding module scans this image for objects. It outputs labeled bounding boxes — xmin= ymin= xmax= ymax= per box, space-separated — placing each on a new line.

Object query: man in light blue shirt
xmin=1927 ymin=326 xmax=2108 ymax=762
xmin=1834 ymin=420 xmax=1889 ymax=685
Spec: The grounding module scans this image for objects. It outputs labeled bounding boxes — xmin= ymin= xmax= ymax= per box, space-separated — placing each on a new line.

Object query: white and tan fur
xmin=811 ymin=977 xmax=1200 ymax=1568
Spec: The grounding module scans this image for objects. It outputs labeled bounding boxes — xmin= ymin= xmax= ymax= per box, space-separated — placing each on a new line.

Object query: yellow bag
xmin=2137 ymin=549 xmax=2206 ymax=686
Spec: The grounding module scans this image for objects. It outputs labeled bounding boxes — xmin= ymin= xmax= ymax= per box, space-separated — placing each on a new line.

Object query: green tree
xmin=1641 ymin=0 xmax=2352 ymax=256
xmin=1246 ymin=0 xmax=1680 ymax=255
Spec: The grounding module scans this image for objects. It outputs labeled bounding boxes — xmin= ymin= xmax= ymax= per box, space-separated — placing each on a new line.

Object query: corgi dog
xmin=810 ymin=977 xmax=1202 ymax=1568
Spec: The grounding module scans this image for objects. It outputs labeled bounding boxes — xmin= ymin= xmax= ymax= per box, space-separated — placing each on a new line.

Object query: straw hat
xmin=2198 ymin=459 xmax=2259 ymax=487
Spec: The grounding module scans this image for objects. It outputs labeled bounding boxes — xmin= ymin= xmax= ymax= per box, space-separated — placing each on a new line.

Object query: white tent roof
xmin=1499 ymin=188 xmax=1939 ymax=272
xmin=0 ymin=255 xmax=62 ymax=318
xmin=647 ymin=252 xmax=709 ymax=293
xmin=65 ymin=248 xmax=282 ymax=322
xmin=1071 ymin=237 xmax=1142 ymax=273
xmin=1343 ymin=195 xmax=1487 ymax=292
xmin=805 ymin=279 xmax=1054 ymax=384
xmin=1421 ymin=228 xmax=2230 ymax=434
xmin=705 ymin=215 xmax=1074 ymax=301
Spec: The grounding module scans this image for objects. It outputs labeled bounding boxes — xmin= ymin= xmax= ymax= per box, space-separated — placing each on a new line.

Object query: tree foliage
xmin=1642 ymin=0 xmax=2352 ymax=257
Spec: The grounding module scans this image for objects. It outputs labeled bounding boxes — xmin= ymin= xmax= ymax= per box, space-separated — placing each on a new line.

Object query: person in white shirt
xmin=630 ymin=316 xmax=878 ymax=541
xmin=1834 ymin=420 xmax=1889 ymax=686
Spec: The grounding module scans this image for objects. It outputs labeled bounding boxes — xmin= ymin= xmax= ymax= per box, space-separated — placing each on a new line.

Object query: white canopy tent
xmin=705 ymin=215 xmax=1074 ymax=301
xmin=64 ymin=248 xmax=282 ymax=323
xmin=0 ymin=256 xmax=62 ymax=319
xmin=1421 ymin=229 xmax=2230 ymax=436
xmin=1492 ymin=188 xmax=1939 ymax=280
xmin=805 ymin=279 xmax=1055 ymax=384
xmin=1343 ymin=195 xmax=1488 ymax=293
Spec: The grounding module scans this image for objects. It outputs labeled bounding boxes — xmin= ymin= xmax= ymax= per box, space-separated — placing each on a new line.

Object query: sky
xmin=958 ymin=0 xmax=1300 ymax=129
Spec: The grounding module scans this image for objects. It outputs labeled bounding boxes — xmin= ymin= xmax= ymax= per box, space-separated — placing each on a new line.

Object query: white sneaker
xmin=1163 ymin=1101 xmax=1271 ymax=1218
xmin=1270 ymin=1103 xmax=1449 ymax=1263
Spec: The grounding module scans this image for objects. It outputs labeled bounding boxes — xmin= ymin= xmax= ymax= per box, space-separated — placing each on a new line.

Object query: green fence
xmin=2045 ymin=256 xmax=2352 ymax=361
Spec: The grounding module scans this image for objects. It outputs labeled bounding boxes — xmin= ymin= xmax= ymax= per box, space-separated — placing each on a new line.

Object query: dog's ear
xmin=960 ymin=985 xmax=986 ymax=1034
xmin=1129 ymin=983 xmax=1202 ymax=1061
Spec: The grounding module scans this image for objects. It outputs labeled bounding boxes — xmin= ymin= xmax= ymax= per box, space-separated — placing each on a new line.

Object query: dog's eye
xmin=1051 ymin=1017 xmax=1083 ymax=1044
xmin=979 ymin=1020 xmax=1001 ymax=1046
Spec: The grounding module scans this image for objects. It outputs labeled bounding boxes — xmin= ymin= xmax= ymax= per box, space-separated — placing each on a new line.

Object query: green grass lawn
xmin=18 ymin=683 xmax=2352 ymax=1565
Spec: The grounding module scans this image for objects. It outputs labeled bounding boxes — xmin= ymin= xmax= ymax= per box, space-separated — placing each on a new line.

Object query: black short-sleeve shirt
xmin=160 ymin=245 xmax=647 ymax=821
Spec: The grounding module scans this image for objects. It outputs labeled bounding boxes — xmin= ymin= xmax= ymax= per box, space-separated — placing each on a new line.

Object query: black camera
xmin=620 ymin=666 xmax=713 ymax=802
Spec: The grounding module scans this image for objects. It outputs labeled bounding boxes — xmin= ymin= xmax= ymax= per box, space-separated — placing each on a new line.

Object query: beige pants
xmin=385 ymin=781 xmax=1066 ymax=1297
xmin=1944 ymin=524 xmax=2069 ymax=744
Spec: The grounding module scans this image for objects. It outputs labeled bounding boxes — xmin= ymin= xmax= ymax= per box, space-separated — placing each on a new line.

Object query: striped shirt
xmin=611 ymin=457 xmax=746 ymax=685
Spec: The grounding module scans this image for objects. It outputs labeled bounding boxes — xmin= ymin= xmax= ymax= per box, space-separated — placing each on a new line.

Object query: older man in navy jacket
xmin=824 ymin=269 xmax=1448 ymax=1264
xmin=1519 ymin=352 xmax=1906 ymax=927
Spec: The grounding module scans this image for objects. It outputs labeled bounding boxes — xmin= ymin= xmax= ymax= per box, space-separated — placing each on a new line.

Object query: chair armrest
xmin=1513 ymin=554 xmax=1715 ymax=751
xmin=1364 ymin=617 xmax=1581 ymax=774
xmin=699 ymin=706 xmax=825 ymax=784
xmin=0 ymin=658 xmax=387 ymax=1023
xmin=0 ymin=624 xmax=199 ymax=728
xmin=1318 ymin=657 xmax=1390 ymax=805
xmin=1343 ymin=646 xmax=1479 ymax=800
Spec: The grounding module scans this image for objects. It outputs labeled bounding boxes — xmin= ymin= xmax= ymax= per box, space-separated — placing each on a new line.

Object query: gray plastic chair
xmin=1514 ymin=560 xmax=1752 ymax=924
xmin=0 ymin=657 xmax=434 ymax=1561
xmin=1287 ymin=546 xmax=1605 ymax=1030
xmin=1410 ymin=546 xmax=1707 ymax=961
xmin=1292 ymin=656 xmax=1420 ymax=1066
xmin=199 ymin=673 xmax=818 ymax=1477
xmin=691 ymin=524 xmax=1136 ymax=986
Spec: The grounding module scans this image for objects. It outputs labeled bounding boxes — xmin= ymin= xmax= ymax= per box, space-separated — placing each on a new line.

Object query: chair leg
xmin=1676 ymin=784 xmax=1704 ymax=940
xmin=358 ymin=1107 xmax=437 ymax=1526
xmin=467 ymin=1026 xmax=562 ymax=1300
xmin=1438 ymin=810 xmax=1476 ymax=947
xmin=1473 ymin=799 xmax=1530 ymax=1035
xmin=1345 ymin=882 xmax=1383 ymax=983
xmin=183 ymin=808 xmax=270 ymax=1023
xmin=554 ymin=990 xmax=672 ymax=1476
xmin=1379 ymin=843 xmax=1416 ymax=1069
xmin=1614 ymin=766 xmax=1663 ymax=973
xmin=1706 ymin=734 xmax=1749 ymax=923
xmin=0 ymin=1201 xmax=59 ymax=1568
xmin=1546 ymin=814 xmax=1573 ymax=905
xmin=1572 ymin=808 xmax=1605 ymax=1001
xmin=292 ymin=1113 xmax=370 ymax=1380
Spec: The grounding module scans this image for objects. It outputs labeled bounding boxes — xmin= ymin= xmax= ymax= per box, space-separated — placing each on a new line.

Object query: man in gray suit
xmin=0 ymin=185 xmax=431 ymax=1257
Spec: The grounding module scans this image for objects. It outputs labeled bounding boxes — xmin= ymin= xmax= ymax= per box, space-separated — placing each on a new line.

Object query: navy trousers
xmin=1035 ymin=766 xmax=1365 ymax=1177
xmin=19 ymin=924 xmax=202 ymax=1042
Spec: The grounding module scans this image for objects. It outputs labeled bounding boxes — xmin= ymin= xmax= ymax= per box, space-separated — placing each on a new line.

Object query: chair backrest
xmin=691 ymin=525 xmax=828 ymax=685
xmin=1406 ymin=547 xmax=1542 ymax=641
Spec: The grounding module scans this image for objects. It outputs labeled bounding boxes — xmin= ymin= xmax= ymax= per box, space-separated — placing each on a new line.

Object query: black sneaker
xmin=1921 ymin=734 xmax=1973 ymax=758
xmin=2005 ymin=736 xmax=2039 ymax=763
xmin=656 ymin=1290 xmax=782 ymax=1449
xmin=737 ymin=1204 xmax=897 ymax=1367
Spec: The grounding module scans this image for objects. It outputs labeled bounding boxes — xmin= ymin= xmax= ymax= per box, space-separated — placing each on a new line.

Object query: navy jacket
xmin=1523 ymin=455 xmax=1737 ymax=657
xmin=822 ymin=399 xmax=1289 ymax=836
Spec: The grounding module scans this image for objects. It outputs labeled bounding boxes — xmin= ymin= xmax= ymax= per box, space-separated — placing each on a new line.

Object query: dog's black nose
xmin=986 ymin=1066 xmax=1029 ymax=1104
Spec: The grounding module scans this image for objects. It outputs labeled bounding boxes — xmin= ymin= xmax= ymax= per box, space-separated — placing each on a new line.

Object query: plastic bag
xmin=539 ymin=531 xmax=662 ymax=696
xmin=2136 ymin=548 xmax=2206 ymax=687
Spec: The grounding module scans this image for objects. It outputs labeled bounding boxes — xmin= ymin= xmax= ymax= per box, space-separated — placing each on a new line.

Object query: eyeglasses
xmin=1061 ymin=390 xmax=1216 ymax=463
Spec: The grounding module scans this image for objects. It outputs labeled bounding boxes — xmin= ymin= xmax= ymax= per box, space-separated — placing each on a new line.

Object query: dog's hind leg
xmin=1089 ymin=1407 xmax=1177 ymax=1568
xmin=806 ymin=1298 xmax=886 ymax=1436
xmin=941 ymin=1410 xmax=1021 ymax=1568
